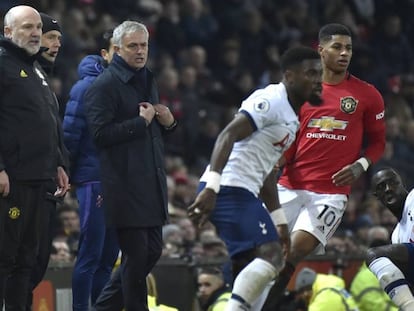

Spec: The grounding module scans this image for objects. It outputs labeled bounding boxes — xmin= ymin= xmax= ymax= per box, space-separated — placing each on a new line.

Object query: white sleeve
xmin=240 ymin=96 xmax=281 ymax=130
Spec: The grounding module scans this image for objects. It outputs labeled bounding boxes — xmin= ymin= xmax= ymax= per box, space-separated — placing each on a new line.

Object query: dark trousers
xmin=93 ymin=226 xmax=162 ymax=311
xmin=25 ymin=198 xmax=56 ymax=311
xmin=0 ymin=181 xmax=54 ymax=311
xmin=72 ymin=183 xmax=119 ymax=311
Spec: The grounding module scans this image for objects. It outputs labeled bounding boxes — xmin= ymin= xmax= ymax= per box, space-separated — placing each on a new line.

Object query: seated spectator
xmin=162 ymin=224 xmax=184 ymax=258
xmin=196 ymin=267 xmax=230 ymax=311
xmin=293 ymin=268 xmax=359 ymax=311
xmin=50 ymin=237 xmax=73 ymax=264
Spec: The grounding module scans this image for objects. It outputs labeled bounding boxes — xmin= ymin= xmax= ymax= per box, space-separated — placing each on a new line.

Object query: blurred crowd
xmin=4 ymin=0 xmax=413 ymax=277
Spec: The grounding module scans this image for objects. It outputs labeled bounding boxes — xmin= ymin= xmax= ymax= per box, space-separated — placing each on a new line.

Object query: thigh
xmin=277 ymin=185 xmax=307 ymax=233
xmin=210 ymin=186 xmax=278 ymax=258
xmin=1 ymin=183 xmax=44 ymax=268
xmin=293 ymin=192 xmax=347 ymax=248
xmin=76 ymin=183 xmax=105 ymax=236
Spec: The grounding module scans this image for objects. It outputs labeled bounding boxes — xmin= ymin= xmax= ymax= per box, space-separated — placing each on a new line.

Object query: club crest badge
xmin=340 ymin=96 xmax=358 ymax=114
xmin=8 ymin=207 xmax=20 ymax=220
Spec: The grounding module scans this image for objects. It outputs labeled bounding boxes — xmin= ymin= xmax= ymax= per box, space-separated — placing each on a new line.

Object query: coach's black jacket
xmin=85 ymin=54 xmax=169 ymax=228
xmin=0 ymin=37 xmax=67 ymax=181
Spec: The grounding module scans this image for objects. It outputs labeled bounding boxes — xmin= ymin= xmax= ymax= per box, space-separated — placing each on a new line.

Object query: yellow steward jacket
xmin=207 ymin=292 xmax=231 ymax=311
xmin=350 ymin=263 xmax=398 ymax=311
xmin=309 ymin=274 xmax=359 ymax=311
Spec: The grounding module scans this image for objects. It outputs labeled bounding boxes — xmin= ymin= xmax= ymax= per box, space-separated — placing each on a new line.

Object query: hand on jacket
xmin=154 ymin=104 xmax=175 ymax=128
xmin=0 ymin=170 xmax=10 ymax=197
xmin=139 ymin=102 xmax=156 ymax=126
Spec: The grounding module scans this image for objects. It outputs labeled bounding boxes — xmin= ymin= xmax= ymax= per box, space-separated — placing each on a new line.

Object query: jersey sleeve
xmin=239 ymin=95 xmax=280 ymax=131
xmin=363 ymin=86 xmax=385 ymax=163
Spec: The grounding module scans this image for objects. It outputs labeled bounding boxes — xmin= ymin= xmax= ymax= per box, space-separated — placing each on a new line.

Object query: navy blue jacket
xmin=63 ymin=55 xmax=104 ymax=184
xmin=85 ymin=54 xmax=169 ymax=228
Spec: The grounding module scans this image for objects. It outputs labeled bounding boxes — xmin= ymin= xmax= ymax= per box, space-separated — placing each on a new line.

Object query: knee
xmin=366 ymin=247 xmax=381 ymax=266
xmin=257 ymin=242 xmax=284 ymax=272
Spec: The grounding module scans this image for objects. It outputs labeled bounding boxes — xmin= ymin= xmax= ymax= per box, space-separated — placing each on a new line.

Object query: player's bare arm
xmin=332 ymin=157 xmax=372 ymax=186
xmin=260 ymin=170 xmax=290 ymax=258
xmin=188 ymin=113 xmax=254 ymax=227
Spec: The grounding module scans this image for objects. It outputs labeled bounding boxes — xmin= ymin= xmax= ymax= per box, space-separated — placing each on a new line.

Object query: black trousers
xmin=26 ymin=199 xmax=56 ymax=310
xmin=0 ymin=181 xmax=55 ymax=311
xmin=93 ymin=226 xmax=162 ymax=311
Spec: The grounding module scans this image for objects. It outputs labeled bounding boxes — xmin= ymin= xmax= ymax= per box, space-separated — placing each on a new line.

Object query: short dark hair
xmin=101 ymin=29 xmax=114 ymax=51
xmin=197 ymin=266 xmax=223 ymax=278
xmin=280 ymin=46 xmax=320 ymax=72
xmin=318 ymin=23 xmax=351 ymax=43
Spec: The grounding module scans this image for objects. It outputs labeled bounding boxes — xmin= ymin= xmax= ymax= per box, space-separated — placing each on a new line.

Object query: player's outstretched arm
xmin=260 ymin=170 xmax=290 ymax=259
xmin=188 ymin=113 xmax=255 ymax=227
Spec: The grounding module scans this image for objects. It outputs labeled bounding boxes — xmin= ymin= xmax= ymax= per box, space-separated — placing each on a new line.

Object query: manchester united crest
xmin=340 ymin=96 xmax=358 ymax=114
xmin=8 ymin=207 xmax=20 ymax=219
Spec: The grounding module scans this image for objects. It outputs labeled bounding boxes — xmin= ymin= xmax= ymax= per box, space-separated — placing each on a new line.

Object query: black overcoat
xmin=85 ymin=56 xmax=168 ymax=228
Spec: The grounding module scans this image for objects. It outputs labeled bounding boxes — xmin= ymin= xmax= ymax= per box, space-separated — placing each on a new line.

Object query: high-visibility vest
xmin=309 ymin=274 xmax=359 ymax=311
xmin=207 ymin=292 xmax=231 ymax=311
xmin=350 ymin=263 xmax=398 ymax=311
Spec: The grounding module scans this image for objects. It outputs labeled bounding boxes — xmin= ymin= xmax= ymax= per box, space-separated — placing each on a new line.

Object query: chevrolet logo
xmin=307 ymin=116 xmax=348 ymax=131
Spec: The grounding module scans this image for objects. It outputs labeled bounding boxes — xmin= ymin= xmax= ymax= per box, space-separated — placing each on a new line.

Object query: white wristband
xmin=270 ymin=209 xmax=288 ymax=226
xmin=205 ymin=171 xmax=221 ymax=194
xmin=356 ymin=157 xmax=369 ymax=171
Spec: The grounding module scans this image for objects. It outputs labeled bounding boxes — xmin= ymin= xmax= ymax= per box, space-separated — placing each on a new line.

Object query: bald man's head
xmin=4 ymin=6 xmax=42 ymax=55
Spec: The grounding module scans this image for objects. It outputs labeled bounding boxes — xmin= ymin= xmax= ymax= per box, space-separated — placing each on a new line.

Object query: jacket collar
xmin=0 ymin=36 xmax=42 ymax=64
xmin=110 ymin=53 xmax=148 ymax=84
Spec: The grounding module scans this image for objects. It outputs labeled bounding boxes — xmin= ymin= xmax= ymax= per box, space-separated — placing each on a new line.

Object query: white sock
xmin=369 ymin=257 xmax=414 ymax=307
xmin=401 ymin=299 xmax=414 ymax=311
xmin=224 ymin=258 xmax=277 ymax=311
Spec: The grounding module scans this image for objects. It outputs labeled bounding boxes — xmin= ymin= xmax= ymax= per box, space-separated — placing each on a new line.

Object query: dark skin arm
xmin=188 ymin=113 xmax=254 ymax=226
xmin=332 ymin=157 xmax=372 ymax=186
xmin=259 ymin=169 xmax=290 ymax=259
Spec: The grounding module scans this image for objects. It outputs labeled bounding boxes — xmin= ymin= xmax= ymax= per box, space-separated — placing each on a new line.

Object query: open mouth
xmin=385 ymin=194 xmax=396 ymax=204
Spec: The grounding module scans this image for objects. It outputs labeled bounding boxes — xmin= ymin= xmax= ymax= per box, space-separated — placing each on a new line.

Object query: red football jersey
xmin=279 ymin=73 xmax=385 ymax=194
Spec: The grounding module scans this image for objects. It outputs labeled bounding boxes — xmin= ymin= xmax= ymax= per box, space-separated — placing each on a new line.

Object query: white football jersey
xmin=201 ymin=83 xmax=299 ymax=196
xmin=391 ymin=189 xmax=414 ymax=243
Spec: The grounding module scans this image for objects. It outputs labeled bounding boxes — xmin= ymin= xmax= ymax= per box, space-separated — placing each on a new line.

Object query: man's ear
xmin=4 ymin=26 xmax=12 ymax=39
xmin=100 ymin=48 xmax=108 ymax=59
xmin=317 ymin=45 xmax=323 ymax=56
xmin=284 ymin=69 xmax=294 ymax=85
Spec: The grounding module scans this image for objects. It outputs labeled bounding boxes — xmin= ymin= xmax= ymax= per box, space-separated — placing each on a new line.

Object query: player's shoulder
xmin=406 ymin=189 xmax=414 ymax=206
xmin=243 ymin=83 xmax=288 ymax=111
xmin=247 ymin=83 xmax=285 ymax=101
xmin=348 ymin=74 xmax=381 ymax=94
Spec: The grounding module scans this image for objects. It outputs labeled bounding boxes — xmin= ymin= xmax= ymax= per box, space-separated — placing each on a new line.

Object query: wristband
xmin=270 ymin=209 xmax=288 ymax=226
xmin=164 ymin=119 xmax=177 ymax=130
xmin=356 ymin=157 xmax=369 ymax=171
xmin=205 ymin=171 xmax=221 ymax=194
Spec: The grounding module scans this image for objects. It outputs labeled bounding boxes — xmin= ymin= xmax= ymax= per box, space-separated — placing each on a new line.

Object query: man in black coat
xmin=85 ymin=20 xmax=177 ymax=311
xmin=0 ymin=5 xmax=69 ymax=311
